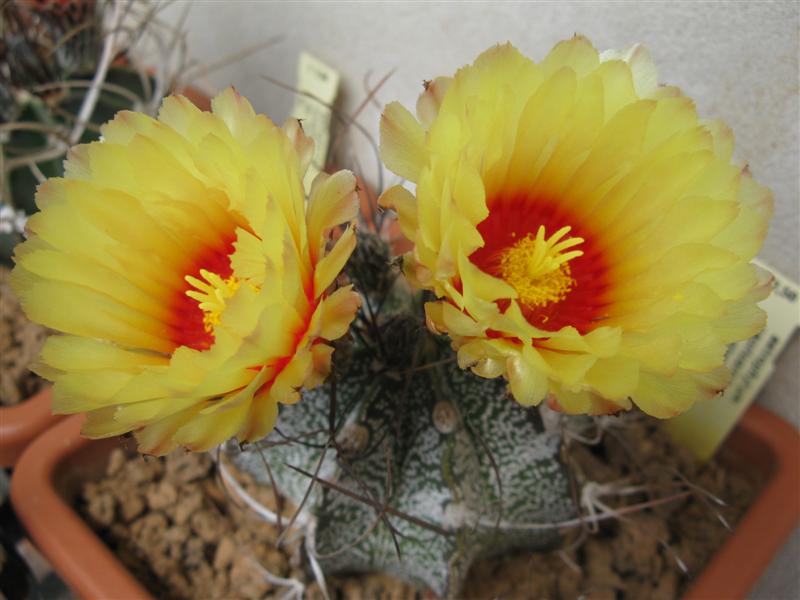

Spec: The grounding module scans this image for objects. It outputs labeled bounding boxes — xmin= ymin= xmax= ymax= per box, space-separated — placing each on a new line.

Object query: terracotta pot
xmin=0 ymin=387 xmax=62 ymax=468
xmin=10 ymin=415 xmax=150 ymax=600
xmin=682 ymin=404 xmax=800 ymax=599
xmin=10 ymin=405 xmax=799 ymax=600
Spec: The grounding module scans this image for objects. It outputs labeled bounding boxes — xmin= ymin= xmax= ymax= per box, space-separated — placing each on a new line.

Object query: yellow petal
xmin=12 ymin=87 xmax=359 ymax=455
xmin=416 ymin=76 xmax=452 ymax=129
xmin=318 ymin=286 xmax=361 ymax=341
xmin=306 ymin=343 xmax=335 ymax=389
xmin=282 ymin=117 xmax=315 ymax=177
xmin=426 ymin=301 xmax=485 ymax=337
xmin=314 ymin=226 xmax=357 ymax=296
xmin=600 ymin=43 xmax=658 ymax=98
xmin=380 ymin=102 xmax=428 ymax=182
xmin=506 ymin=347 xmax=548 ymax=406
xmin=379 ymin=184 xmax=418 ymax=241
xmin=307 ymin=170 xmax=358 ymax=263
xmin=584 ymin=356 xmax=639 ymax=400
xmin=240 ymin=393 xmax=280 ymax=442
xmin=269 ymin=349 xmax=313 ymax=405
xmin=379 ymin=39 xmax=771 ymax=422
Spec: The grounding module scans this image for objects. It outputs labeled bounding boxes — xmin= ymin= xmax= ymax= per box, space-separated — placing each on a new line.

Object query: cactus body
xmin=233 ymin=341 xmax=574 ymax=596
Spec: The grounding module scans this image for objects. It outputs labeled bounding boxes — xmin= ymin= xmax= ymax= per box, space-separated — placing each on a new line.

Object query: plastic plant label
xmin=666 ymin=259 xmax=800 ymax=460
xmin=290 ymin=52 xmax=339 ymax=191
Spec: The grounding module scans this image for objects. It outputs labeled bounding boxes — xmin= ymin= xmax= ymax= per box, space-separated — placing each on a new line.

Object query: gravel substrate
xmin=0 ymin=265 xmax=47 ymax=406
xmin=78 ymin=417 xmax=754 ymax=599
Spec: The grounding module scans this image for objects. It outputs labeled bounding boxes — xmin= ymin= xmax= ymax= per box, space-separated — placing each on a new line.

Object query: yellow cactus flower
xmin=379 ymin=38 xmax=772 ymax=418
xmin=12 ymin=88 xmax=360 ymax=454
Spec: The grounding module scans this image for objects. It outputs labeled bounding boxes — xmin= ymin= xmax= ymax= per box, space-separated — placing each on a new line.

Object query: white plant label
xmin=291 ymin=52 xmax=340 ymax=191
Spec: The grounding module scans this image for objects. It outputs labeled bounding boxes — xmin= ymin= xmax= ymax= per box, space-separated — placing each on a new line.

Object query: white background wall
xmin=158 ymin=2 xmax=799 ymax=596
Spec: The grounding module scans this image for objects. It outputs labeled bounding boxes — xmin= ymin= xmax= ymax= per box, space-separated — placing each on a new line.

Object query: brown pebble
xmin=183 ymin=537 xmax=206 ymax=568
xmin=230 ymin=555 xmax=271 ymax=599
xmin=201 ymin=478 xmax=227 ymax=505
xmin=146 ymin=480 xmax=178 ymax=511
xmin=210 ymin=569 xmax=229 ymax=598
xmin=119 ymin=494 xmax=145 ymax=523
xmin=340 ymin=579 xmax=367 ymax=600
xmin=237 ymin=581 xmax=271 ymax=600
xmin=557 ymin=565 xmax=581 ymax=599
xmin=583 ymin=538 xmax=624 ymax=591
xmin=0 ymin=266 xmax=47 ymax=407
xmin=213 ymin=536 xmax=236 ymax=570
xmin=234 ymin=526 xmax=256 ymax=546
xmin=583 ymin=586 xmax=617 ymax=600
xmin=150 ymin=557 xmax=179 ymax=579
xmin=364 ymin=573 xmax=419 ymax=599
xmin=652 ymin=567 xmax=679 ymax=600
xmin=263 ymin=548 xmax=288 ymax=576
xmin=86 ymin=492 xmax=116 ymax=528
xmin=190 ymin=509 xmax=224 ymax=543
xmin=188 ymin=560 xmax=215 ymax=591
xmin=612 ymin=514 xmax=669 ymax=577
xmin=164 ymin=572 xmax=191 ymax=598
xmin=569 ymin=443 xmax=620 ymax=483
xmin=305 ymin=582 xmax=326 ymax=600
xmin=165 ymin=451 xmax=212 ymax=483
xmin=130 ymin=512 xmax=168 ymax=551
xmin=163 ymin=526 xmax=190 ymax=545
xmin=161 ymin=526 xmax=189 ymax=562
xmin=106 ymin=448 xmax=127 ymax=476
xmin=172 ymin=488 xmax=204 ymax=525
xmin=82 ymin=481 xmax=101 ymax=498
xmin=123 ymin=456 xmax=164 ymax=486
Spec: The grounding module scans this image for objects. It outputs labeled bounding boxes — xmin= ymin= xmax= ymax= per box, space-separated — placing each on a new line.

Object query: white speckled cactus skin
xmin=232 ymin=337 xmax=575 ymax=597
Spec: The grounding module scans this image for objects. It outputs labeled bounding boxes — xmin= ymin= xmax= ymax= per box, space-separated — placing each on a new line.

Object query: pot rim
xmin=10 ymin=414 xmax=151 ymax=600
xmin=0 ymin=386 xmax=63 ymax=468
xmin=682 ymin=404 xmax=800 ymax=599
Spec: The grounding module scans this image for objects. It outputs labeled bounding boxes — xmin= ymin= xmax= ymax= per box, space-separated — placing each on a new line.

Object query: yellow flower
xmin=12 ymin=88 xmax=360 ymax=453
xmin=379 ymin=38 xmax=772 ymax=418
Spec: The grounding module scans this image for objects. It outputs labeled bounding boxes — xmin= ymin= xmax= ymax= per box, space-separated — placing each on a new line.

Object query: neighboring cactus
xmin=2 ymin=65 xmax=156 ymax=226
xmin=1 ymin=1 xmax=166 ymax=265
xmin=232 ymin=234 xmax=575 ymax=597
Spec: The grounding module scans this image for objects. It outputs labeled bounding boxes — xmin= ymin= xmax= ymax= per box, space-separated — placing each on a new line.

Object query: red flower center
xmin=169 ymin=234 xmax=237 ymax=351
xmin=469 ymin=193 xmax=611 ymax=333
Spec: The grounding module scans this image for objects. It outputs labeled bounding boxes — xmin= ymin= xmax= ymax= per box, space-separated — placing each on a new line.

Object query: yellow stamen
xmin=185 ymin=269 xmax=241 ymax=333
xmin=498 ymin=226 xmax=584 ymax=308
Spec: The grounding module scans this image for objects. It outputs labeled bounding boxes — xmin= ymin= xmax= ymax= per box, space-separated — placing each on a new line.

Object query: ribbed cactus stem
xmin=232 ymin=335 xmax=574 ymax=596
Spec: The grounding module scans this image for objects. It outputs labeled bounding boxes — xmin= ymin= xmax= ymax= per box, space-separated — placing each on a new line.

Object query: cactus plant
xmin=231 ymin=234 xmax=576 ymax=597
xmin=4 ymin=26 xmax=775 ymax=596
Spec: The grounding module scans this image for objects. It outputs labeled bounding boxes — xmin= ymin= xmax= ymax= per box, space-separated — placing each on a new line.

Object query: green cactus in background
xmin=1 ymin=1 xmax=160 ymax=266
xmin=231 ymin=233 xmax=575 ymax=597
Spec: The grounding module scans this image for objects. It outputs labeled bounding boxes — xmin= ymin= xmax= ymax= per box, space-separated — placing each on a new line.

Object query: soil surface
xmin=79 ymin=417 xmax=756 ymax=600
xmin=458 ymin=416 xmax=756 ymax=600
xmin=0 ymin=265 xmax=47 ymax=406
xmin=80 ymin=449 xmax=305 ymax=600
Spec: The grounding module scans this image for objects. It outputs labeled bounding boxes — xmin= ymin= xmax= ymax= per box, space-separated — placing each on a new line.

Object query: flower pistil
xmin=185 ymin=269 xmax=243 ymax=333
xmin=498 ymin=225 xmax=583 ymax=308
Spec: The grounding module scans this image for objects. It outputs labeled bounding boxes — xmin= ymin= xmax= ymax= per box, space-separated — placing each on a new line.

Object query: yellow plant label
xmin=291 ymin=52 xmax=340 ymax=191
xmin=666 ymin=259 xmax=800 ymax=459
